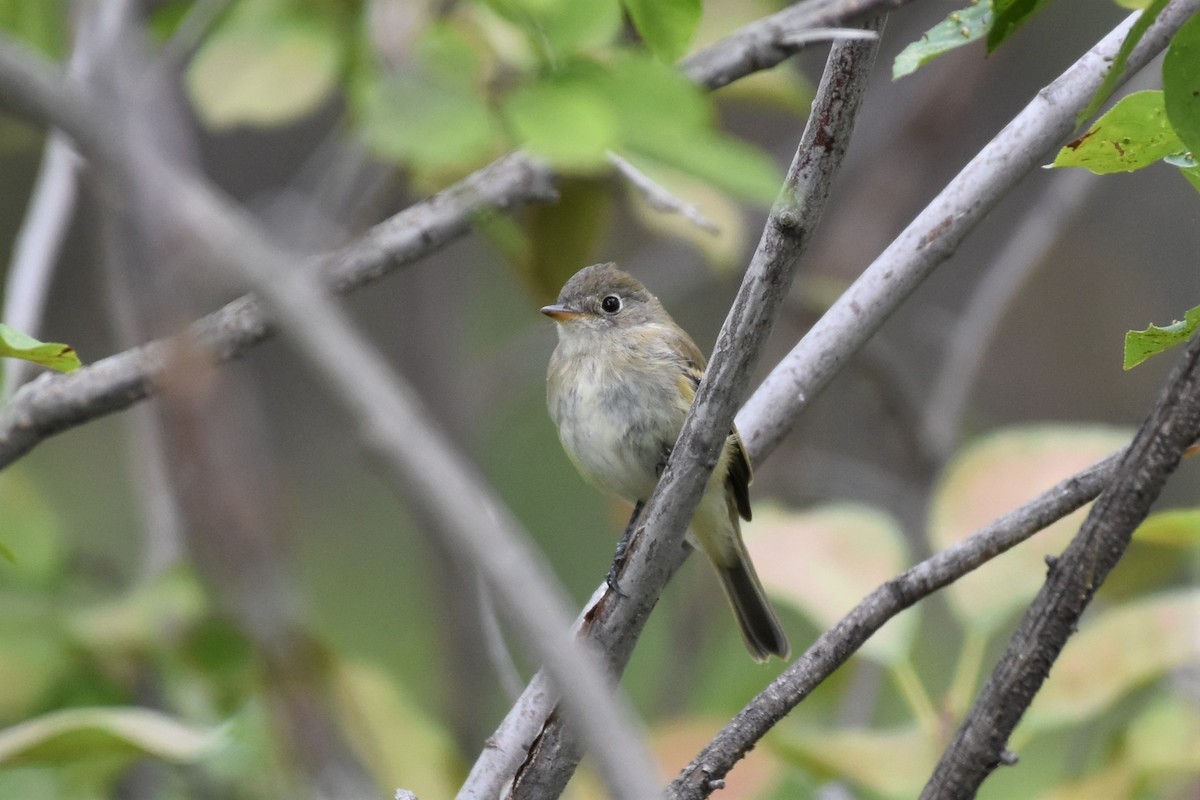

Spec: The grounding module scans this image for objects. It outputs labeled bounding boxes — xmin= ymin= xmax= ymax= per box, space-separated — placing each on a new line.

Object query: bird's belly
xmin=550 ymin=360 xmax=680 ymax=503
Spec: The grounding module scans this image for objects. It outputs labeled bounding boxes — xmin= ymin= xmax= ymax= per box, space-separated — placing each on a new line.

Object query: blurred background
xmin=0 ymin=0 xmax=1197 ymax=798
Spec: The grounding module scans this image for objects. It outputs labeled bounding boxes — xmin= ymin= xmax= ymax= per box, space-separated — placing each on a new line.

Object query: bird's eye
xmin=601 ymin=295 xmax=621 ymax=314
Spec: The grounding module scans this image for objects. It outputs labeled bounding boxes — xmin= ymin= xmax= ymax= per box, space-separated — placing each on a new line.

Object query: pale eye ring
xmin=601 ymin=295 xmax=621 ymax=313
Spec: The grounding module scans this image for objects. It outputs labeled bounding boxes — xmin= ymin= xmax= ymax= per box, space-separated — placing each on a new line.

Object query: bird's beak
xmin=541 ymin=304 xmax=584 ymax=321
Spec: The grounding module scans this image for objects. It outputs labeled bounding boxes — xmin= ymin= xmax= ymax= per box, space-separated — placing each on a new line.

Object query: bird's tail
xmin=692 ymin=491 xmax=790 ymax=662
xmin=714 ymin=554 xmax=790 ymax=662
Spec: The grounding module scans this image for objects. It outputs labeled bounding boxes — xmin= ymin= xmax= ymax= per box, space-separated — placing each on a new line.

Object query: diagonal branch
xmin=735 ymin=0 xmax=1200 ymax=460
xmin=922 ymin=329 xmax=1200 ymax=797
xmin=482 ymin=21 xmax=884 ymax=799
xmin=667 ymin=451 xmax=1121 ymax=798
xmin=0 ymin=150 xmax=558 ymax=470
xmin=0 ymin=33 xmax=662 ymax=800
xmin=0 ymin=2 xmax=895 ymax=473
xmin=467 ymin=0 xmax=1200 ymax=795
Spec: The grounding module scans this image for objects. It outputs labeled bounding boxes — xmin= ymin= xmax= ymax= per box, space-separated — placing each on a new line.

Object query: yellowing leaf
xmin=1037 ymin=761 xmax=1137 ymax=800
xmin=777 ymin=724 xmax=936 ymax=799
xmin=621 ymin=157 xmax=747 ymax=270
xmin=187 ymin=22 xmax=341 ymax=128
xmin=929 ymin=425 xmax=1132 ymax=634
xmin=1133 ymin=508 xmax=1200 ymax=548
xmin=0 ymin=324 xmax=79 ymax=372
xmin=749 ymin=503 xmax=916 ymax=664
xmin=0 ymin=707 xmax=224 ymax=766
xmin=1025 ymin=589 xmax=1200 ymax=730
xmin=333 ymin=660 xmax=458 ymax=797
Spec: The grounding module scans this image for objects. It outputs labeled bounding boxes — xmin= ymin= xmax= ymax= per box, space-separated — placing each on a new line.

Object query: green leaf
xmin=1025 ymin=589 xmax=1200 ymax=730
xmin=1053 ymin=90 xmax=1183 ymax=174
xmin=357 ymin=71 xmax=499 ymax=171
xmin=987 ymin=0 xmax=1051 ymax=52
xmin=0 ymin=0 xmax=67 ymax=58
xmin=505 ymin=78 xmax=619 ymax=168
xmin=1123 ymin=304 xmax=1200 ymax=369
xmin=1076 ymin=0 xmax=1170 ymax=126
xmin=0 ymin=707 xmax=224 ymax=766
xmin=0 ymin=324 xmax=79 ymax=372
xmin=622 ymin=0 xmax=701 ymax=61
xmin=540 ymin=0 xmax=623 ymax=55
xmin=642 ymin=132 xmax=781 ymax=205
xmin=929 ymin=425 xmax=1133 ymax=634
xmin=751 ymin=504 xmax=917 ymax=664
xmin=893 ymin=2 xmax=992 ymax=80
xmin=1180 ymin=164 xmax=1200 ymax=193
xmin=0 ymin=620 xmax=73 ymax=719
xmin=597 ymin=55 xmax=781 ymax=202
xmin=0 ymin=471 xmax=63 ymax=582
xmin=186 ymin=2 xmax=344 ymax=129
xmin=1163 ymin=8 xmax=1200 ymax=158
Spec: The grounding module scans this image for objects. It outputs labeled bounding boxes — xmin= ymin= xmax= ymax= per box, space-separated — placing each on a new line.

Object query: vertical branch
xmin=485 ymin=22 xmax=884 ymax=799
xmin=921 ymin=330 xmax=1200 ymax=797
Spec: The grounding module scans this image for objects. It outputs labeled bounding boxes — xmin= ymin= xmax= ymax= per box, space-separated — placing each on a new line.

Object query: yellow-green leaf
xmin=894 ymin=2 xmax=992 ymax=80
xmin=0 ymin=324 xmax=79 ymax=372
xmin=1053 ymin=91 xmax=1184 ymax=174
xmin=1124 ymin=304 xmax=1200 ymax=370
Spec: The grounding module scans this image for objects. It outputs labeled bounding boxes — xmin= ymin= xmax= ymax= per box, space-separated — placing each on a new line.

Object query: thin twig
xmin=679 ymin=0 xmax=912 ymax=88
xmin=606 ymin=150 xmax=719 ymax=234
xmin=921 ymin=329 xmax=1200 ymax=797
xmin=482 ymin=21 xmax=884 ymax=799
xmin=667 ymin=449 xmax=1121 ymax=798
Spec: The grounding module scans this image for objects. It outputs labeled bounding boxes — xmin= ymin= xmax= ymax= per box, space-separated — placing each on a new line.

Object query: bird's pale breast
xmin=547 ymin=333 xmax=687 ymax=504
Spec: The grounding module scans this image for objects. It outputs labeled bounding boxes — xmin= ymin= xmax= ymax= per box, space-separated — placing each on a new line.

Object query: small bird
xmin=542 ymin=263 xmax=790 ymax=662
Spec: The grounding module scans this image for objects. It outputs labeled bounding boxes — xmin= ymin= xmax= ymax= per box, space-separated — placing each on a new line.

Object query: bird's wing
xmin=664 ymin=327 xmax=754 ymax=522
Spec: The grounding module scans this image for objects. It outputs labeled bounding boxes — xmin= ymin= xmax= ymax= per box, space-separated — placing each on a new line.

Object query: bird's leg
xmin=606 ymin=500 xmax=644 ymax=596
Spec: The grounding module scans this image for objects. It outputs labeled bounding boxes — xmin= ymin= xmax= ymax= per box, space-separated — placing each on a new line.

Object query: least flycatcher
xmin=542 ymin=263 xmax=789 ymax=662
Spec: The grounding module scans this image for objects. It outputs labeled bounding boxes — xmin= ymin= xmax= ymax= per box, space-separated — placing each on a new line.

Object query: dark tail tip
xmin=718 ymin=563 xmax=790 ymax=662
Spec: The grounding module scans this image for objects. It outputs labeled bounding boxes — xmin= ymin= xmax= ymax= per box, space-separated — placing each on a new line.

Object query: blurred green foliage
xmin=0 ymin=0 xmax=1198 ymax=798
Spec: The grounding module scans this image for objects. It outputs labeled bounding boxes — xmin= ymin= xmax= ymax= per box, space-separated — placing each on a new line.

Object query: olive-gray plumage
xmin=542 ymin=263 xmax=789 ymax=661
